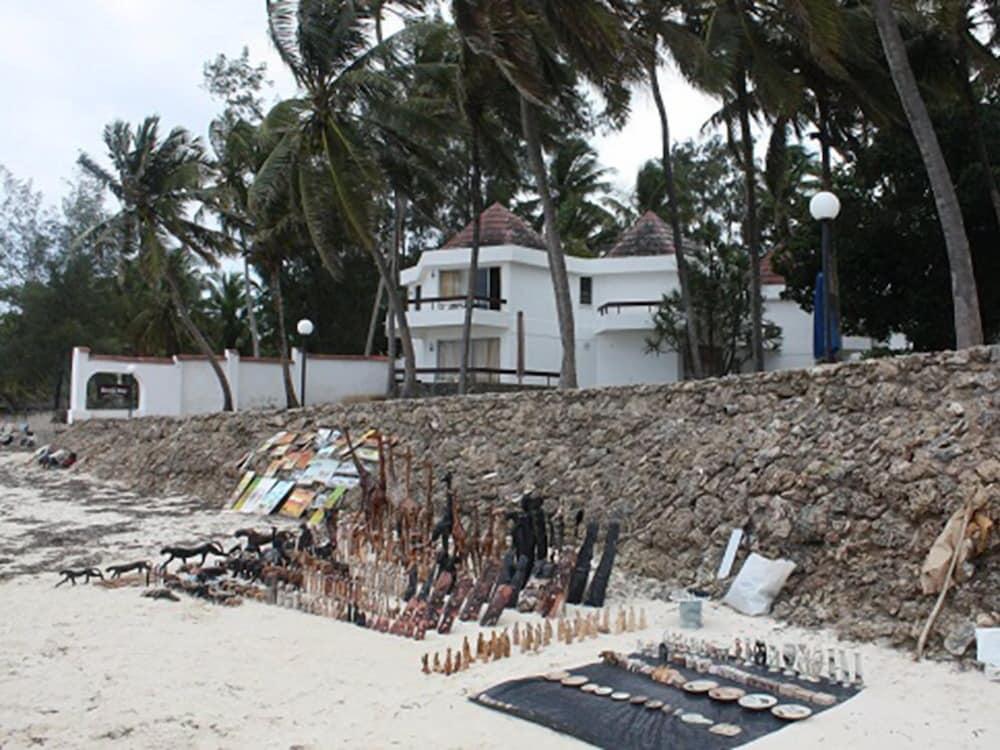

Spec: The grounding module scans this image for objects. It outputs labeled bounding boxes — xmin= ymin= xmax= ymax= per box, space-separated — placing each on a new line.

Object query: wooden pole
xmin=517 ymin=311 xmax=525 ymax=385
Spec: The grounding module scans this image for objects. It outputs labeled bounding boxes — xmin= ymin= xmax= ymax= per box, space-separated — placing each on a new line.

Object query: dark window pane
xmin=580 ymin=276 xmax=593 ymax=305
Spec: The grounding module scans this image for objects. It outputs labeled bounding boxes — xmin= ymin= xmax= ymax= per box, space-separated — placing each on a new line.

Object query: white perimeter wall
xmin=68 ymin=347 xmax=387 ymax=423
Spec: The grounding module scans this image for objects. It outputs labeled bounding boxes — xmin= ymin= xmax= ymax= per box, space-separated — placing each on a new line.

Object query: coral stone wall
xmin=62 ymin=346 xmax=1000 ymax=651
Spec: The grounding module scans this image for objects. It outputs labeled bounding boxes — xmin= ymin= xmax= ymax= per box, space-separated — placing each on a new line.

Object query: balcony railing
xmin=597 ymin=299 xmax=661 ymax=316
xmin=395 ymin=366 xmax=559 ymax=387
xmin=407 ymin=295 xmax=507 ymax=311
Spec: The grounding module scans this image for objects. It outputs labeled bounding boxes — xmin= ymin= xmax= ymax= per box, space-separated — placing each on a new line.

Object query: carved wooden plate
xmin=544 ymin=671 xmax=570 ymax=682
xmin=581 ymin=683 xmax=600 ymax=693
xmin=561 ymin=675 xmax=588 ymax=687
xmin=709 ymin=723 xmax=743 ymax=737
xmin=739 ymin=693 xmax=778 ymax=711
xmin=680 ymin=712 xmax=713 ymax=725
xmin=772 ymin=704 xmax=813 ymax=721
xmin=629 ymin=695 xmax=649 ymax=705
xmin=708 ymin=686 xmax=746 ymax=702
xmin=610 ymin=691 xmax=631 ymax=701
xmin=682 ymin=680 xmax=719 ymax=694
xmin=594 ymin=687 xmax=613 ymax=696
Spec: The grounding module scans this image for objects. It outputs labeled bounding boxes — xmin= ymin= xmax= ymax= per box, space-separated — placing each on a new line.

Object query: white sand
xmin=1 ymin=454 xmax=997 ymax=749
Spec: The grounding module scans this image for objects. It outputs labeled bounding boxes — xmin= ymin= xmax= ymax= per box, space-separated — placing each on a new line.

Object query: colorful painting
xmin=259 ymin=480 xmax=295 ymax=514
xmin=281 ymin=487 xmax=317 ymax=518
xmin=231 ymin=476 xmax=260 ymax=512
xmin=228 ymin=471 xmax=256 ymax=509
xmin=241 ymin=477 xmax=278 ymax=514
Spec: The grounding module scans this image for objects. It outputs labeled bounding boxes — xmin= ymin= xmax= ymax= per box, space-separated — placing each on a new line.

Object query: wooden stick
xmin=916 ymin=500 xmax=974 ymax=660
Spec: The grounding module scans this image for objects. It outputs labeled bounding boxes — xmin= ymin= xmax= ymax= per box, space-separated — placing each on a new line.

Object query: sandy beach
xmin=0 ymin=453 xmax=997 ymax=749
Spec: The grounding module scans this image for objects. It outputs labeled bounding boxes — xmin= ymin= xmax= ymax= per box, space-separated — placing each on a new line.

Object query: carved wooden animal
xmin=55 ymin=568 xmax=103 ymax=587
xmin=159 ymin=542 xmax=225 ymax=570
xmin=105 ymin=560 xmax=152 ymax=585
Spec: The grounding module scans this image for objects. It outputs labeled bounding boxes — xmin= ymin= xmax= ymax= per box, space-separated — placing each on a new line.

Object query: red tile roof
xmin=605 ymin=211 xmax=677 ymax=257
xmin=442 ymin=203 xmax=546 ymax=250
xmin=760 ymin=250 xmax=786 ymax=285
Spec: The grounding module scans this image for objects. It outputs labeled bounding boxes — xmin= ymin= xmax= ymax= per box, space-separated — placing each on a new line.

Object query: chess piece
xmin=525 ymin=626 xmax=534 ymax=652
xmin=853 ymin=651 xmax=864 ymax=687
xmin=534 ymin=625 xmax=543 ymax=651
xmin=502 ymin=632 xmax=512 ymax=658
xmin=839 ymin=649 xmax=851 ymax=686
xmin=477 ymin=633 xmax=486 ymax=660
xmin=543 ymin=619 xmax=553 ymax=644
xmin=639 ymin=608 xmax=648 ymax=630
xmin=627 ymin=607 xmax=637 ymax=632
xmin=421 ymin=654 xmax=430 ymax=674
xmin=513 ymin=623 xmax=521 ymax=646
xmin=792 ymin=644 xmax=807 ymax=676
xmin=600 ymin=607 xmax=610 ymax=633
xmin=463 ymin=637 xmax=473 ymax=666
xmin=781 ymin=644 xmax=795 ymax=675
xmin=444 ymin=648 xmax=453 ymax=676
xmin=433 ymin=653 xmax=442 ymax=673
xmin=754 ymin=640 xmax=768 ymax=667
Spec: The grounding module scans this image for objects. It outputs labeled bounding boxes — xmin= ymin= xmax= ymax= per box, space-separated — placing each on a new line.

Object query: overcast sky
xmin=0 ymin=0 xmax=720 ymax=209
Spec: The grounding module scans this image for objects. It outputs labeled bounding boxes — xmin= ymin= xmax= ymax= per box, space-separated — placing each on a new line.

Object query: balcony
xmin=594 ymin=299 xmax=660 ymax=334
xmin=405 ymin=295 xmax=512 ymax=331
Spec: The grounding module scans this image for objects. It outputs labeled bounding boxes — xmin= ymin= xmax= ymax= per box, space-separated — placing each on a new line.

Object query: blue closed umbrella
xmin=813 ymin=272 xmax=841 ymax=360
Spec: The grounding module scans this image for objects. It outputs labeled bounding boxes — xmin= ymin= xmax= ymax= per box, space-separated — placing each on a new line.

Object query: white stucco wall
xmin=68 ymin=348 xmax=388 ymax=422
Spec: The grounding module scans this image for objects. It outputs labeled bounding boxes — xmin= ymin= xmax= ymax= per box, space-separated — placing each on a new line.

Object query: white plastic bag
xmin=722 ymin=553 xmax=796 ymax=616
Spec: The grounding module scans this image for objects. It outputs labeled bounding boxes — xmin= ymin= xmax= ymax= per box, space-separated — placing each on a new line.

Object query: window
xmin=439 ymin=270 xmax=463 ymax=298
xmin=475 ymin=267 xmax=502 ymax=310
xmin=414 ymin=285 xmax=422 ymax=311
xmin=439 ymin=267 xmax=502 ymax=309
xmin=436 ymin=338 xmax=501 ymax=382
xmin=580 ymin=276 xmax=593 ymax=305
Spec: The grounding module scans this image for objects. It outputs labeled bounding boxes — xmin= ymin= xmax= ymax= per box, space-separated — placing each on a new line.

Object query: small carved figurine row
xmin=420 ymin=606 xmax=650 ymax=678
xmin=659 ymin=632 xmax=865 ymax=692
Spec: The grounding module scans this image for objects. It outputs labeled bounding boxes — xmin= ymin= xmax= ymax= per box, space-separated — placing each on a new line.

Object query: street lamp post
xmin=126 ymin=364 xmax=136 ymax=419
xmin=809 ymin=191 xmax=841 ymax=363
xmin=297 ymin=319 xmax=314 ymax=407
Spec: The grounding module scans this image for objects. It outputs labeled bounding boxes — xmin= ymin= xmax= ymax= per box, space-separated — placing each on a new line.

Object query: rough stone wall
xmin=61 ymin=347 xmax=1000 ymax=652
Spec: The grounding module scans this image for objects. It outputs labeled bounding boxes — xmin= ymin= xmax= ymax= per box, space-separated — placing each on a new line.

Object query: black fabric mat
xmin=472 ymin=657 xmax=861 ymax=750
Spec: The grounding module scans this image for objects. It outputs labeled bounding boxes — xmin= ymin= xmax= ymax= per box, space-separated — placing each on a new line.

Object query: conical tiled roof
xmin=605 ymin=211 xmax=677 ymax=257
xmin=442 ymin=203 xmax=546 ymax=250
xmin=760 ymin=250 xmax=786 ymax=285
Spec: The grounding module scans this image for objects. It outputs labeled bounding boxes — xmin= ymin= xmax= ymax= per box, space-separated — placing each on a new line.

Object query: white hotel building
xmin=399 ymin=203 xmax=888 ymax=387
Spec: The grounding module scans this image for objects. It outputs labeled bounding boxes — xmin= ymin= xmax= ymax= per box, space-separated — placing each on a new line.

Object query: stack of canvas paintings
xmin=228 ymin=428 xmax=388 ymax=524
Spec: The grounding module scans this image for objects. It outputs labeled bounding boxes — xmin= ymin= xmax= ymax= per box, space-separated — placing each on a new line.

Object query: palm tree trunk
xmin=459 ymin=124 xmax=483 ymax=395
xmin=164 ymin=271 xmax=235 ymax=412
xmin=520 ymin=96 xmax=577 ymax=389
xmin=368 ymin=194 xmax=417 ymax=398
xmin=365 ymin=277 xmax=385 ymax=356
xmin=241 ymin=246 xmax=261 ymax=358
xmin=873 ymin=0 xmax=984 ymax=348
xmin=649 ymin=58 xmax=703 ymax=380
xmin=735 ymin=70 xmax=765 ymax=371
xmin=270 ymin=264 xmax=299 ymax=409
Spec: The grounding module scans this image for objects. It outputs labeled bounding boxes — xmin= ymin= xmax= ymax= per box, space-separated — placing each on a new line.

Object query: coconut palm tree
xmin=204 ymin=271 xmax=252 ymax=352
xmin=78 ymin=116 xmax=236 ymax=410
xmin=873 ymin=0 xmax=984 ymax=347
xmin=517 ymin=136 xmax=627 ymax=257
xmin=628 ymin=1 xmax=709 ymax=377
xmin=255 ymin=0 xmax=444 ymax=398
xmin=454 ymin=0 xmax=640 ymax=388
xmin=208 ymin=118 xmax=264 ymax=357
